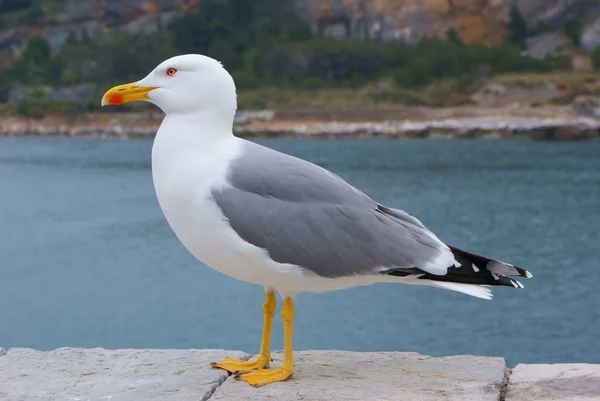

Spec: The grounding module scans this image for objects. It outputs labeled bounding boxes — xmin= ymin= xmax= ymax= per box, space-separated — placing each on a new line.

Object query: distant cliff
xmin=1 ymin=0 xmax=599 ymax=66
xmin=295 ymin=0 xmax=600 ymax=45
xmin=0 ymin=0 xmax=197 ymax=65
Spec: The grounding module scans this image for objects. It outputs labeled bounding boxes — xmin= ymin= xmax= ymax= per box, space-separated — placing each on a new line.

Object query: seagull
xmin=101 ymin=54 xmax=532 ymax=387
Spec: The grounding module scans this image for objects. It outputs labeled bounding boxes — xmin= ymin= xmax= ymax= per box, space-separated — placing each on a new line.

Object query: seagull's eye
xmin=166 ymin=67 xmax=178 ymax=77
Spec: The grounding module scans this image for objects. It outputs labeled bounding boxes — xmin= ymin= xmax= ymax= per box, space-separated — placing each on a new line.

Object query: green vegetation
xmin=2 ymin=1 xmax=571 ymax=89
xmin=0 ymin=0 xmax=592 ymax=115
xmin=564 ymin=20 xmax=583 ymax=47
xmin=236 ymin=79 xmax=476 ymax=110
xmin=508 ymin=5 xmax=529 ymax=49
xmin=593 ymin=48 xmax=600 ymax=70
xmin=0 ymin=0 xmax=34 ymax=14
xmin=492 ymin=71 xmax=600 ymax=86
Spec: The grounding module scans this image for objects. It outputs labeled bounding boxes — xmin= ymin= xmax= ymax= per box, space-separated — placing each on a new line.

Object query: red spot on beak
xmin=107 ymin=93 xmax=124 ymax=105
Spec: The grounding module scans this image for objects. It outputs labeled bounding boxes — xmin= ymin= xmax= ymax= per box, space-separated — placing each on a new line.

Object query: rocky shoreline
xmin=1 ymin=109 xmax=599 ymax=140
xmin=237 ymin=116 xmax=600 ymax=140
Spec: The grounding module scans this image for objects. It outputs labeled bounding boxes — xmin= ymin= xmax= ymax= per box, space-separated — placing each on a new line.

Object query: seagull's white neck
xmin=151 ymin=105 xmax=243 ymax=219
xmin=160 ymin=108 xmax=235 ymax=143
xmin=152 ymin=106 xmax=240 ymax=185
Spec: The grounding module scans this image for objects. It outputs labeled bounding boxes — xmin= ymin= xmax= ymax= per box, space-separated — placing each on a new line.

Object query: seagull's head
xmin=101 ymin=54 xmax=237 ymax=118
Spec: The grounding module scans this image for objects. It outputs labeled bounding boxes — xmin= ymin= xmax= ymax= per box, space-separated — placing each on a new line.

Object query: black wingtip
xmin=515 ymin=266 xmax=533 ymax=279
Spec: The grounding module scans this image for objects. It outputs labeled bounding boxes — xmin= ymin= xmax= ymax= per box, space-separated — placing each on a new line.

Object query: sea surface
xmin=1 ymin=136 xmax=599 ymax=366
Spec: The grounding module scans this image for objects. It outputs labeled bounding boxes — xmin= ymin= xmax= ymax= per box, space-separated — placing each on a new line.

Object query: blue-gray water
xmin=1 ymin=136 xmax=599 ymax=366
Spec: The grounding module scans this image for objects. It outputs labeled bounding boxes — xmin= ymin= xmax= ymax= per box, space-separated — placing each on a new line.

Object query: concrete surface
xmin=0 ymin=347 xmax=598 ymax=401
xmin=212 ymin=351 xmax=506 ymax=401
xmin=0 ymin=348 xmax=248 ymax=401
xmin=507 ymin=363 xmax=600 ymax=401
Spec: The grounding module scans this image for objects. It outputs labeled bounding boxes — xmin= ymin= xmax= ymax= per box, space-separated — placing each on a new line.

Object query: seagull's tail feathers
xmin=430 ymin=281 xmax=493 ymax=300
xmin=384 ymin=245 xmax=532 ymax=300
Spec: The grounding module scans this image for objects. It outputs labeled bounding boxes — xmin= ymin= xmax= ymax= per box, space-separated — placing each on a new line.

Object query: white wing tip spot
xmin=511 ymin=279 xmax=525 ymax=289
xmin=405 ymin=273 xmax=425 ymax=279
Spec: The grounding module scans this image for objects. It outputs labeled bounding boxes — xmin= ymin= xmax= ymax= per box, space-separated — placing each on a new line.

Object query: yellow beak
xmin=101 ymin=81 xmax=155 ymax=106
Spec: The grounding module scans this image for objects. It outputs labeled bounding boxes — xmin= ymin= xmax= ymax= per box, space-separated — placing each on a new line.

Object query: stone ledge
xmin=212 ymin=351 xmax=506 ymax=401
xmin=506 ymin=363 xmax=600 ymax=401
xmin=0 ymin=348 xmax=598 ymax=401
xmin=0 ymin=348 xmax=249 ymax=401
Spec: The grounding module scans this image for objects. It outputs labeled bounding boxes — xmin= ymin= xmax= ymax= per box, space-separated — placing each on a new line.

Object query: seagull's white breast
xmin=150 ymin=123 xmax=315 ymax=294
xmin=151 ymin=127 xmax=245 ymax=274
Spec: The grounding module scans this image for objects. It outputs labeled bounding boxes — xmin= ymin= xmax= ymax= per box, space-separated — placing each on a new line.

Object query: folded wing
xmin=211 ymin=140 xmax=531 ymax=292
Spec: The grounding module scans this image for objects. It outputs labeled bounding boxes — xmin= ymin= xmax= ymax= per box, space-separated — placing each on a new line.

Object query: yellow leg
xmin=211 ymin=289 xmax=276 ymax=374
xmin=235 ymin=297 xmax=295 ymax=387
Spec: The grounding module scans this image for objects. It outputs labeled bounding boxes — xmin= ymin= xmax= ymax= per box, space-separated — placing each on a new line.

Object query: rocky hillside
xmin=1 ymin=0 xmax=599 ymax=64
xmin=297 ymin=0 xmax=600 ymax=45
xmin=0 ymin=0 xmax=198 ymax=65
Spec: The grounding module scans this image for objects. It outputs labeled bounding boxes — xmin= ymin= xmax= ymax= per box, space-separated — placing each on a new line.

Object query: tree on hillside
xmin=0 ymin=0 xmax=33 ymax=13
xmin=167 ymin=0 xmax=310 ymax=72
xmin=168 ymin=1 xmax=239 ymax=68
xmin=593 ymin=48 xmax=600 ymax=70
xmin=564 ymin=20 xmax=583 ymax=47
xmin=21 ymin=36 xmax=50 ymax=66
xmin=9 ymin=36 xmax=51 ymax=84
xmin=446 ymin=27 xmax=462 ymax=46
xmin=508 ymin=5 xmax=528 ymax=49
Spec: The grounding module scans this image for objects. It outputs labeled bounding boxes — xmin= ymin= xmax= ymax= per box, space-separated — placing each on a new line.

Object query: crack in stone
xmin=204 ymin=353 xmax=252 ymax=400
xmin=202 ymin=373 xmax=229 ymax=401
xmin=499 ymin=366 xmax=512 ymax=401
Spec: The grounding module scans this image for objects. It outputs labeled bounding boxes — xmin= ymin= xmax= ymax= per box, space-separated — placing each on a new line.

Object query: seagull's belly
xmin=159 ymin=190 xmax=279 ymax=285
xmin=154 ymin=178 xmax=376 ymax=295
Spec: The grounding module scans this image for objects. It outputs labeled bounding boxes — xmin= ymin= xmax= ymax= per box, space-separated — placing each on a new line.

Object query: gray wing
xmin=211 ymin=140 xmax=452 ymax=278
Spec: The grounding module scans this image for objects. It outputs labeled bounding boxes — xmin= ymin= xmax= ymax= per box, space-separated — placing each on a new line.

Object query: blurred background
xmin=1 ymin=0 xmax=600 ymax=366
xmin=1 ymin=0 xmax=600 ymax=113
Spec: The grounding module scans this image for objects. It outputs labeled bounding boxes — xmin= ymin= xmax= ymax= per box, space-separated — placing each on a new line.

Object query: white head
xmin=102 ymin=54 xmax=237 ymax=124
